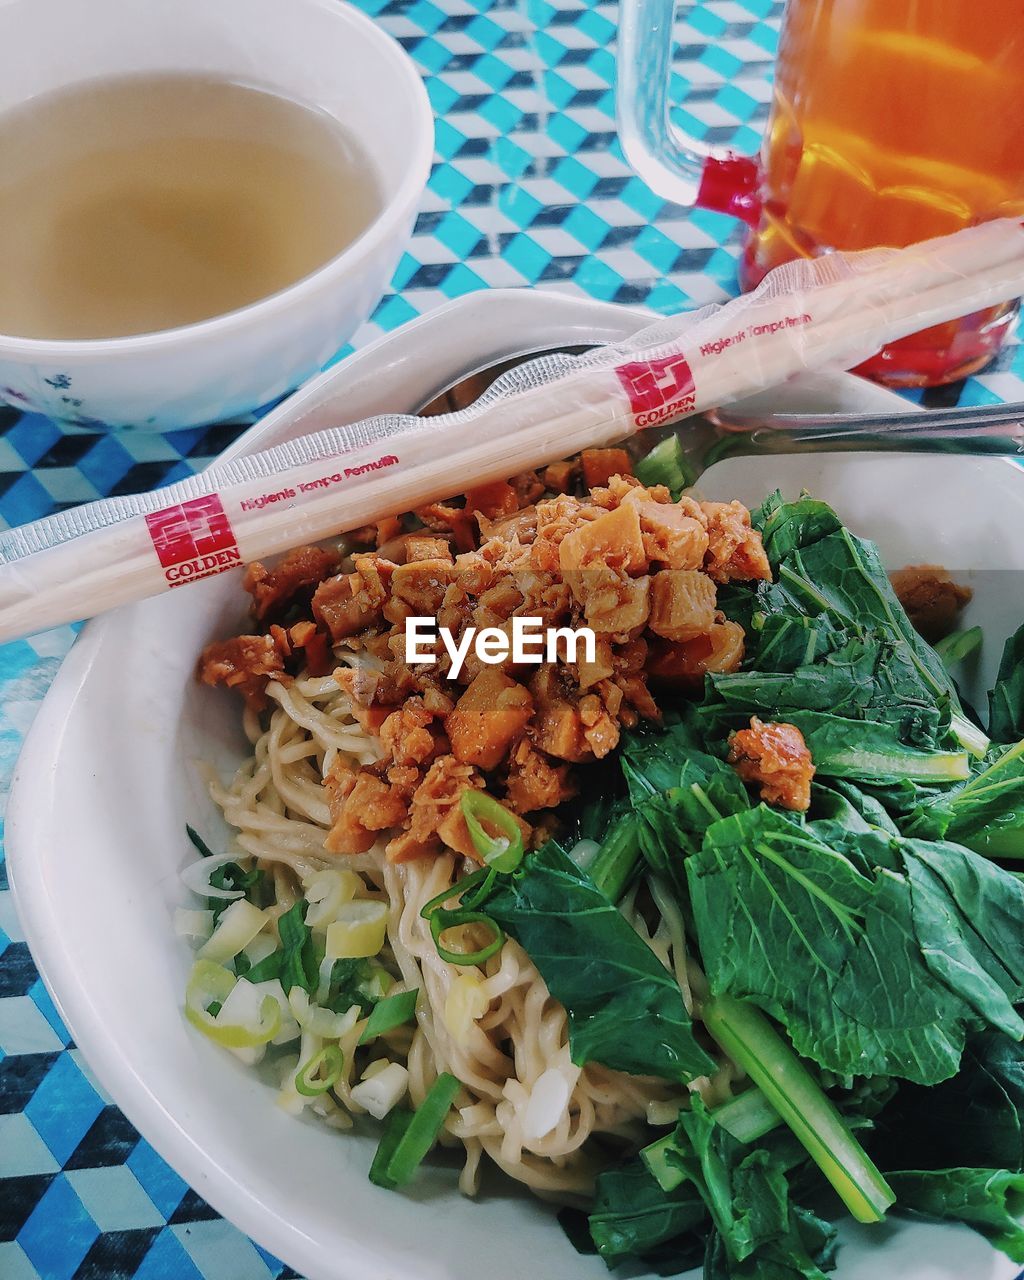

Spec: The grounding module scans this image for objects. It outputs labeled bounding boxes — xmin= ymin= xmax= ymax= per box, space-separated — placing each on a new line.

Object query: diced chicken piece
xmin=415 ymin=502 xmax=477 ymax=553
xmin=529 ymin=667 xmax=593 ymax=762
xmin=584 ymin=572 xmax=651 ymax=635
xmin=577 ymin=636 xmax=615 ymax=689
xmin=581 ymin=448 xmax=632 ymax=489
xmin=646 ymin=620 xmax=745 ymax=688
xmin=513 ymin=471 xmax=546 ymax=506
xmin=446 ymin=669 xmax=534 ymax=770
xmin=889 ymin=564 xmax=973 ymax=643
xmin=577 ymin=687 xmax=621 ymax=758
xmin=386 ymin=557 xmax=453 ymax=621
xmin=473 ymin=578 xmax=524 ymax=624
xmin=243 ymin=545 xmax=339 ymax=622
xmin=607 ymin=636 xmax=659 ymax=722
xmin=559 ymin=500 xmax=648 ymax=583
xmin=334 ymin=666 xmax=391 ymax=734
xmin=388 ymin=755 xmax=481 ymax=861
xmin=324 ymin=767 xmax=411 ymax=855
xmin=405 ymin=536 xmax=454 ymax=564
xmin=728 ymin=717 xmax=815 ymax=812
xmin=634 ymin=500 xmax=709 ymax=570
xmin=531 ymin=494 xmax=603 ymax=573
xmin=380 ymin=697 xmax=442 ymax=767
xmin=313 ymin=556 xmax=392 ymax=640
xmin=700 ymin=501 xmax=772 ymax=583
xmin=464 ymin=479 xmax=520 ymax=521
xmin=504 ymin=741 xmax=575 ymax=812
xmin=543 ymin=460 xmax=576 ymax=493
xmin=198 ymin=634 xmax=285 ymax=710
xmin=388 ymin=755 xmax=530 ymax=863
xmin=348 ymin=516 xmax=403 ymax=550
xmin=647 ymin=570 xmax=717 ymax=642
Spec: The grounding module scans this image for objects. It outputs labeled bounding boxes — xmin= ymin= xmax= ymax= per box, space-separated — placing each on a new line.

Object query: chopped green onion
xmin=460 ymin=791 xmax=524 ymax=873
xmin=429 ymin=908 xmax=505 ymax=967
xmin=359 ymin=989 xmax=419 ymax=1044
xmin=199 ymin=898 xmax=268 ymax=965
xmin=186 ymin=824 xmax=217 ymax=859
xmin=368 ymin=1071 xmax=461 ymax=1190
xmin=294 ymin=1045 xmax=344 ymax=1097
xmin=184 ymin=959 xmax=281 ymax=1049
xmin=419 ymin=868 xmax=492 ymax=921
xmin=461 ymin=866 xmax=499 ymax=910
xmin=702 ymin=995 xmax=895 ymax=1224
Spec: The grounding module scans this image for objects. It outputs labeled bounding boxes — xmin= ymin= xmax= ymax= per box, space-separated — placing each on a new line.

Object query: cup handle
xmin=616 ymin=0 xmax=762 ymax=222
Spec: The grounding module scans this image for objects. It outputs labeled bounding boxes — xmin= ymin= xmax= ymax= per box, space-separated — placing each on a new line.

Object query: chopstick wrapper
xmin=3 ymin=216 xmax=1024 ymax=642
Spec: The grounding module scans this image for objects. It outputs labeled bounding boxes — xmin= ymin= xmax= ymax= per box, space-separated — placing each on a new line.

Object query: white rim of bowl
xmin=0 ymin=0 xmax=434 ymax=359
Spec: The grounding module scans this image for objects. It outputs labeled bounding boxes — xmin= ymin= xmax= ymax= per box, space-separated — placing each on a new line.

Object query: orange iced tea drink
xmin=741 ymin=0 xmax=1024 ymax=385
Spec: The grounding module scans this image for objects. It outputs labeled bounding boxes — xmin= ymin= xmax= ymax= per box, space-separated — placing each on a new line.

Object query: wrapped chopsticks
xmin=2 ymin=216 xmax=1024 ymax=643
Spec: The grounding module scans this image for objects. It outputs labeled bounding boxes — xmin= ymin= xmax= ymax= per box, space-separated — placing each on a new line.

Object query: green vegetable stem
xmin=701 ymin=995 xmax=895 ymax=1225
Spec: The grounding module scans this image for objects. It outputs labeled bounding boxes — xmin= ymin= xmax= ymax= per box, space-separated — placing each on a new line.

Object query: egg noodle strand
xmin=207 ymin=671 xmax=739 ymax=1200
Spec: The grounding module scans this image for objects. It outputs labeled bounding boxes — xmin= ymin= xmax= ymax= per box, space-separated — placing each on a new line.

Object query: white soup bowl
xmin=0 ymin=0 xmax=433 ymax=429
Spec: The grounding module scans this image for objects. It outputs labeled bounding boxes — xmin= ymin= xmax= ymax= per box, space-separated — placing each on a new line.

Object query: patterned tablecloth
xmin=2 ymin=2 xmax=1024 ymax=1277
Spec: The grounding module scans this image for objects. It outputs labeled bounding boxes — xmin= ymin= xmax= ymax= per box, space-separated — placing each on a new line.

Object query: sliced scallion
xmin=294 ymin=1045 xmax=345 ymax=1098
xmin=460 ymin=791 xmax=524 ymax=873
xmin=429 ymin=908 xmax=505 ymax=967
xmin=186 ymin=824 xmax=217 ymax=859
xmin=359 ymin=988 xmax=419 ymax=1045
xmin=368 ymin=1071 xmax=461 ymax=1190
xmin=419 ymin=868 xmax=491 ymax=921
xmin=184 ymin=960 xmax=281 ymax=1049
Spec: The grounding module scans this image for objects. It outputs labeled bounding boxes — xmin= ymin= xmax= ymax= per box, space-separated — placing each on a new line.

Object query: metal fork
xmin=418 ymin=348 xmax=1024 ymax=482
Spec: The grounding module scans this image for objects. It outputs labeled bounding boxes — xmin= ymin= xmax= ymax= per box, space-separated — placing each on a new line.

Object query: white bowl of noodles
xmin=7 ymin=290 xmax=1024 ymax=1280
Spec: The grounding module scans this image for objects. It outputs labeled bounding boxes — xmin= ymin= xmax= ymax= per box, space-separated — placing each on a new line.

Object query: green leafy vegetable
xmin=742 ymin=493 xmax=987 ymax=759
xmin=587 ymin=1159 xmax=707 ymax=1268
xmin=325 ymin=957 xmax=391 ymax=1015
xmin=277 ymin=901 xmax=320 ymax=995
xmin=702 ymin=1206 xmax=838 ymax=1280
xmin=240 ymin=950 xmax=282 ymax=983
xmin=651 ymin=1096 xmax=794 ymax=1262
xmin=621 ymin=720 xmax=750 ymax=888
xmin=877 ymin=1031 xmax=1024 ymax=1175
xmin=485 ymin=842 xmax=715 ymax=1082
xmin=990 ymin=622 xmax=1024 ymax=743
xmin=688 ymin=806 xmax=1024 ymax=1084
xmin=887 ymin=1169 xmax=1024 ymax=1262
xmin=908 ymin=739 xmax=1024 ymax=858
xmin=699 ymin=997 xmax=894 ymax=1224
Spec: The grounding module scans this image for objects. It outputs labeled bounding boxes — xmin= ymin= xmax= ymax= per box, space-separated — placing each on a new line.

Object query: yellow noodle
xmin=207 ymin=668 xmax=736 ymax=1202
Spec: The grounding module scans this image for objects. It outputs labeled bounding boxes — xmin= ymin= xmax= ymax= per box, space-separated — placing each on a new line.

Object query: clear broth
xmin=0 ymin=74 xmax=382 ymax=340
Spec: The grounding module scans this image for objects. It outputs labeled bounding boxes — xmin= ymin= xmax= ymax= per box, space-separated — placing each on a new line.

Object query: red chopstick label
xmin=615 ymin=352 xmax=697 ymax=428
xmin=145 ymin=493 xmax=242 ymax=586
